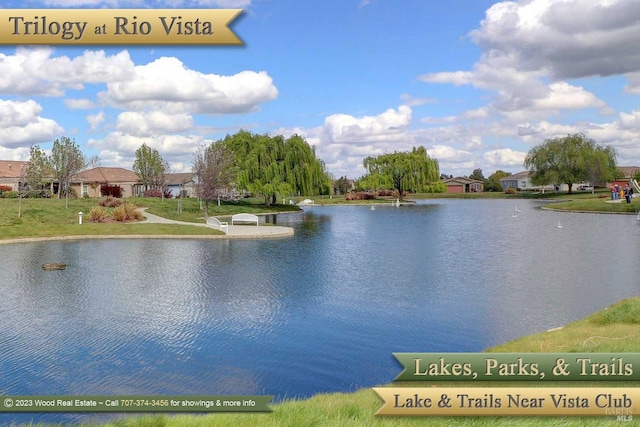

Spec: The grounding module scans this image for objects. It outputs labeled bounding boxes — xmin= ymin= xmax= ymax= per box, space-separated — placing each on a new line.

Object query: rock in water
xmin=42 ymin=263 xmax=66 ymax=271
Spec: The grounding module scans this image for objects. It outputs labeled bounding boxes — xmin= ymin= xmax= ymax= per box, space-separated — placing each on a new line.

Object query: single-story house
xmin=166 ymin=173 xmax=196 ymax=198
xmin=443 ymin=177 xmax=484 ymax=193
xmin=0 ymin=160 xmax=28 ymax=191
xmin=71 ymin=167 xmax=142 ymax=198
xmin=500 ymin=171 xmax=576 ymax=192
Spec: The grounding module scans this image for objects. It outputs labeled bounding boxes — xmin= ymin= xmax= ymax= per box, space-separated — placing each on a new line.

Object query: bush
xmin=99 ymin=196 xmax=122 ymax=208
xmin=143 ymin=188 xmax=173 ymax=198
xmin=2 ymin=191 xmax=18 ymax=198
xmin=504 ymin=187 xmax=517 ymax=194
xmin=345 ymin=192 xmax=377 ymax=201
xmin=111 ymin=203 xmax=142 ymax=222
xmin=124 ymin=203 xmax=143 ymax=221
xmin=88 ymin=206 xmax=107 ymax=223
xmin=101 ymin=184 xmax=123 ymax=198
xmin=376 ymin=189 xmax=395 ymax=197
xmin=111 ymin=205 xmax=127 ymax=222
xmin=0 ymin=185 xmax=12 ymax=192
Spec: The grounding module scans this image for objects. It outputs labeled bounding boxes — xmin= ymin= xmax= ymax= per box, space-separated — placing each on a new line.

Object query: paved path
xmin=139 ymin=209 xmax=294 ymax=238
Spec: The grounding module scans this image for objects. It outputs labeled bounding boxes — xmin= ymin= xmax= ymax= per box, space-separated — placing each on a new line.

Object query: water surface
xmin=1 ymin=199 xmax=638 ymax=424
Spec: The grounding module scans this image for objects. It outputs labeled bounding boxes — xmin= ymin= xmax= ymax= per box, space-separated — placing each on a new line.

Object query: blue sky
xmin=1 ymin=0 xmax=640 ymax=180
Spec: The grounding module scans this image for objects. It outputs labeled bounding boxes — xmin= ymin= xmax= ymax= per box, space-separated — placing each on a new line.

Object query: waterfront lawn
xmin=137 ymin=197 xmax=301 ymax=222
xmin=0 ymin=197 xmax=300 ymax=240
xmin=89 ymin=297 xmax=640 ymax=427
xmin=545 ymin=196 xmax=639 ymax=214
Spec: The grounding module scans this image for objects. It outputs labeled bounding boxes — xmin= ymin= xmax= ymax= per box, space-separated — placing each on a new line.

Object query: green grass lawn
xmin=1 ymin=191 xmax=622 ymax=238
xmin=0 ymin=197 xmax=301 ymax=240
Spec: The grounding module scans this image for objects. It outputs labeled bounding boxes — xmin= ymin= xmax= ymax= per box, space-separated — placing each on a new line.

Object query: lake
xmin=1 ymin=199 xmax=639 ymax=424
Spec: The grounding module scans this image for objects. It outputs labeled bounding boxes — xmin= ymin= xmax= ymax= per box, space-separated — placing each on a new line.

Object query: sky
xmin=1 ymin=0 xmax=640 ymax=180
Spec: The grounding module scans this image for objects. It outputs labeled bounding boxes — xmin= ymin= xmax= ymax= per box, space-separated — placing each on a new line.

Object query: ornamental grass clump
xmin=111 ymin=202 xmax=143 ymax=222
xmin=88 ymin=206 xmax=107 ymax=223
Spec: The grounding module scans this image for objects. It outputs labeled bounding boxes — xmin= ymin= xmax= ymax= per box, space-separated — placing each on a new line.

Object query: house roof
xmin=166 ymin=173 xmax=195 ymax=185
xmin=617 ymin=166 xmax=640 ymax=178
xmin=72 ymin=167 xmax=138 ymax=183
xmin=443 ymin=177 xmax=483 ymax=185
xmin=500 ymin=171 xmax=528 ymax=181
xmin=0 ymin=160 xmax=28 ymax=178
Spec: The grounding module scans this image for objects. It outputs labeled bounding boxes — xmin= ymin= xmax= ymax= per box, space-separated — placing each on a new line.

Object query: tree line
xmin=24 ymin=131 xmax=617 ymax=212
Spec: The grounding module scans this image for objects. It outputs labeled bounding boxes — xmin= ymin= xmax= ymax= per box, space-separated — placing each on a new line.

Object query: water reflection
xmin=1 ymin=199 xmax=639 ymax=424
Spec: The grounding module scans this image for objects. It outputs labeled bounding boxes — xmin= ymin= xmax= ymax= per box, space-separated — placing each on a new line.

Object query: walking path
xmin=139 ymin=209 xmax=294 ymax=238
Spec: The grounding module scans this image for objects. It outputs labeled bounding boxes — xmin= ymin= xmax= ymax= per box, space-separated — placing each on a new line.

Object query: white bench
xmin=206 ymin=217 xmax=228 ymax=233
xmin=231 ymin=213 xmax=259 ymax=226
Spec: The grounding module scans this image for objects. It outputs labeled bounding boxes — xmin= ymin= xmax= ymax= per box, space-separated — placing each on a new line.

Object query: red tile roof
xmin=0 ymin=160 xmax=28 ymax=178
xmin=72 ymin=167 xmax=138 ymax=183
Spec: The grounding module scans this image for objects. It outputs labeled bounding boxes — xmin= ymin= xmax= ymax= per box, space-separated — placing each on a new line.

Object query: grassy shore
xmin=300 ymin=190 xmax=640 ymax=214
xmin=0 ymin=197 xmax=301 ymax=241
xmin=22 ymin=297 xmax=636 ymax=427
xmin=0 ymin=191 xmax=635 ymax=242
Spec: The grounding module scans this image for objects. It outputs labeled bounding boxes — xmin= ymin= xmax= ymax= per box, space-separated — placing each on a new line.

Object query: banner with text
xmin=0 ymin=395 xmax=272 ymax=412
xmin=374 ymin=387 xmax=636 ymax=417
xmin=0 ymin=9 xmax=243 ymax=45
xmin=394 ymin=353 xmax=640 ymax=381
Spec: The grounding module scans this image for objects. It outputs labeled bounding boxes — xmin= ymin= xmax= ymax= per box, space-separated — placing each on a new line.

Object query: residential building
xmin=443 ymin=177 xmax=484 ymax=193
xmin=0 ymin=160 xmax=28 ymax=191
xmin=71 ymin=167 xmax=142 ymax=198
xmin=166 ymin=173 xmax=196 ymax=198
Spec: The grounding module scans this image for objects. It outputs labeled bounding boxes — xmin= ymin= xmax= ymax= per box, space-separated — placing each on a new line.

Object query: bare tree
xmin=193 ymin=141 xmax=236 ymax=218
xmin=48 ymin=136 xmax=87 ymax=208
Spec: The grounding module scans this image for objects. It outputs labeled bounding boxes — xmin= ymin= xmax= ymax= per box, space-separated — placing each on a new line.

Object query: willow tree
xmin=360 ymin=146 xmax=442 ymax=200
xmin=223 ymin=130 xmax=330 ymax=206
xmin=524 ymin=133 xmax=617 ymax=193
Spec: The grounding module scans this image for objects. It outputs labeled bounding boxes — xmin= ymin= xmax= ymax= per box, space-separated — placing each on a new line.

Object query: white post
xmin=78 ymin=211 xmax=83 ymax=225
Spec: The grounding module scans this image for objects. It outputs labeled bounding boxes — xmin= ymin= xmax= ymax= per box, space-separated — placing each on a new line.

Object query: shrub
xmin=143 ymin=188 xmax=173 ymax=198
xmin=345 ymin=192 xmax=377 ymax=201
xmin=0 ymin=185 xmax=12 ymax=192
xmin=111 ymin=205 xmax=127 ymax=222
xmin=88 ymin=206 xmax=107 ymax=223
xmin=111 ymin=202 xmax=143 ymax=222
xmin=123 ymin=203 xmax=143 ymax=221
xmin=376 ymin=189 xmax=395 ymax=197
xmin=2 ymin=191 xmax=18 ymax=198
xmin=101 ymin=184 xmax=123 ymax=198
xmin=504 ymin=187 xmax=517 ymax=194
xmin=99 ymin=196 xmax=122 ymax=208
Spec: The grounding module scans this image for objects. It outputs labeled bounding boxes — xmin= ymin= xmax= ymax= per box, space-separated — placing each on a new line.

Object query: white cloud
xmin=65 ymin=98 xmax=96 ymax=110
xmin=483 ymin=148 xmax=527 ymax=168
xmin=0 ymin=146 xmax=30 ymax=161
xmin=0 ymin=99 xmax=63 ymax=148
xmin=320 ymin=105 xmax=412 ymax=144
xmin=470 ymin=0 xmax=640 ymax=79
xmin=100 ymin=57 xmax=278 ymax=114
xmin=87 ymin=111 xmax=106 ymax=131
xmin=0 ymin=47 xmax=135 ymax=96
xmin=88 ymin=132 xmax=204 ymax=158
xmin=115 ymin=111 xmax=194 ymax=136
xmin=400 ymin=93 xmax=436 ymax=107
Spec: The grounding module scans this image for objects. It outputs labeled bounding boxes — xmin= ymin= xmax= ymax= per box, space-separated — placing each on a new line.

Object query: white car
xmin=577 ymin=185 xmax=594 ymax=191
